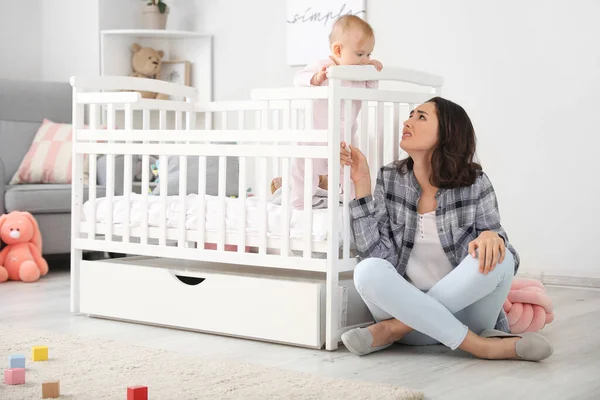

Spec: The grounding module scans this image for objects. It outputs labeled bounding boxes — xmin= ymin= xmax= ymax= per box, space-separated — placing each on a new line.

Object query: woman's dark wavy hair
xmin=394 ymin=97 xmax=482 ymax=188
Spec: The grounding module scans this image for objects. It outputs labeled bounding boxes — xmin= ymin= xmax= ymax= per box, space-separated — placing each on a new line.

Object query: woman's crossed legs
xmin=348 ymin=251 xmax=528 ymax=359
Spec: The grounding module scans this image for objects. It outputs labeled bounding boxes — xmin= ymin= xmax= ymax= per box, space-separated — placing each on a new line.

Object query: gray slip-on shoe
xmin=341 ymin=327 xmax=393 ymax=356
xmin=480 ymin=329 xmax=553 ymax=361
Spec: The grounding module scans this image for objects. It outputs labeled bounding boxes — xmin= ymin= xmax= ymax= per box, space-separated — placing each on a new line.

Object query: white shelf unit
xmin=100 ymin=29 xmax=213 ymax=103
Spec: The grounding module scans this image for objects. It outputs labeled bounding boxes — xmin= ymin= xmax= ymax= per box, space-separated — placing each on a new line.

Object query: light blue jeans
xmin=353 ymin=251 xmax=515 ymax=350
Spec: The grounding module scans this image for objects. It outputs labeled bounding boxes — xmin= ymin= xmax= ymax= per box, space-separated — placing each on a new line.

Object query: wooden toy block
xmin=4 ymin=368 xmax=26 ymax=385
xmin=9 ymin=354 xmax=26 ymax=369
xmin=32 ymin=346 xmax=48 ymax=361
xmin=127 ymin=385 xmax=148 ymax=400
xmin=42 ymin=380 xmax=60 ymax=398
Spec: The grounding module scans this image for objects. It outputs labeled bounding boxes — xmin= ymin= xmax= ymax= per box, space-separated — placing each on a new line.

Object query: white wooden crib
xmin=69 ymin=66 xmax=443 ymax=350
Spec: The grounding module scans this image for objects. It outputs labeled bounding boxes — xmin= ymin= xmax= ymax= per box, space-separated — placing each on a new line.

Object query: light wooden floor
xmin=1 ymin=259 xmax=599 ymax=400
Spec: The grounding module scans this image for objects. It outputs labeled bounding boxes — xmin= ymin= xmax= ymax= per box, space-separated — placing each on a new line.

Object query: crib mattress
xmin=81 ymin=193 xmax=352 ymax=244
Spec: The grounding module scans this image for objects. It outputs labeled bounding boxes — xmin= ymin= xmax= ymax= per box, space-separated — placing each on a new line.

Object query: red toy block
xmin=4 ymin=368 xmax=25 ymax=385
xmin=127 ymin=385 xmax=148 ymax=400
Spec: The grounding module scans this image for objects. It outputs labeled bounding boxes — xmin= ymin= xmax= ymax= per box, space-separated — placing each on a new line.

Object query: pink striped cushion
xmin=10 ymin=119 xmax=89 ymax=185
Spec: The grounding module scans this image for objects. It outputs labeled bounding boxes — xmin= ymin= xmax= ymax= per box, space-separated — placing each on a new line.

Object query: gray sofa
xmin=0 ymin=79 xmax=240 ymax=255
xmin=0 ymin=79 xmax=108 ymax=255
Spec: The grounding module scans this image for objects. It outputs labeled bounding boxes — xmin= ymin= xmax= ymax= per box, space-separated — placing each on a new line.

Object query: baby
xmin=287 ymin=15 xmax=383 ymax=210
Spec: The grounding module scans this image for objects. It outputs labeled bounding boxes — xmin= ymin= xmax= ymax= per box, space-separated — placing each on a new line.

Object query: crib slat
xmin=238 ymin=110 xmax=245 ymax=130
xmin=393 ymin=103 xmax=401 ymax=162
xmin=88 ymin=156 xmax=97 ymax=239
xmin=303 ymin=158 xmax=313 ymax=258
xmin=305 ymin=100 xmax=313 ymax=130
xmin=281 ymin=157 xmax=290 ymax=257
xmin=291 ymin=106 xmax=298 ymax=130
xmin=280 ymin=101 xmax=292 ymax=257
xmin=343 ymin=100 xmax=352 ymax=260
xmin=259 ymin=104 xmax=269 ymax=254
xmin=159 ymin=154 xmax=168 ymax=246
xmin=217 ymin=156 xmax=227 ymax=251
xmin=105 ymin=104 xmax=115 ymax=242
xmin=237 ymin=109 xmax=247 ymax=253
xmin=238 ymin=156 xmax=247 ymax=253
xmin=376 ymin=102 xmax=384 ymax=170
xmin=178 ymin=157 xmax=187 ymax=248
xmin=205 ymin=110 xmax=213 ymax=130
xmin=303 ymin=100 xmax=314 ymax=258
xmin=141 ymin=109 xmax=150 ymax=245
xmin=177 ymin=110 xmax=187 ymax=248
xmin=159 ymin=109 xmax=168 ymax=246
xmin=175 ymin=111 xmax=182 ymax=130
xmin=182 ymin=107 xmax=195 ymax=248
xmin=221 ymin=110 xmax=228 ymax=130
xmin=122 ymin=103 xmax=133 ymax=244
xmin=360 ymin=101 xmax=368 ymax=150
xmin=197 ymin=154 xmax=207 ymax=249
xmin=88 ymin=104 xmax=99 ymax=240
xmin=272 ymin=109 xmax=279 ymax=177
xmin=160 ymin=109 xmax=167 ymax=129
xmin=196 ymin=110 xmax=210 ymax=249
xmin=259 ymin=156 xmax=268 ymax=254
xmin=218 ymin=110 xmax=228 ymax=251
xmin=368 ymin=104 xmax=377 ymax=189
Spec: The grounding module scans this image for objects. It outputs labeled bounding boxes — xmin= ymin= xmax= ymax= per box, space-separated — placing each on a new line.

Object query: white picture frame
xmin=159 ymin=60 xmax=192 ymax=100
xmin=286 ymin=0 xmax=367 ymax=66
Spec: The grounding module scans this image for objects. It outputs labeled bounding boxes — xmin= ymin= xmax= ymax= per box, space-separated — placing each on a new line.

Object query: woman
xmin=339 ymin=97 xmax=553 ymax=361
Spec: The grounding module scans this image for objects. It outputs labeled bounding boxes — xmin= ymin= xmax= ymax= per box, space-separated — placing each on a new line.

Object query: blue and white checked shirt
xmin=350 ymin=163 xmax=520 ymax=333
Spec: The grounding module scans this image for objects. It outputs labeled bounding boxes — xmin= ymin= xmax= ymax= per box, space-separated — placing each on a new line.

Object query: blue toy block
xmin=9 ymin=355 xmax=25 ymax=369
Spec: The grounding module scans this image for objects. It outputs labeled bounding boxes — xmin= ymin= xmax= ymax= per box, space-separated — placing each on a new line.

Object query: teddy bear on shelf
xmin=0 ymin=211 xmax=49 ymax=283
xmin=130 ymin=42 xmax=169 ymax=100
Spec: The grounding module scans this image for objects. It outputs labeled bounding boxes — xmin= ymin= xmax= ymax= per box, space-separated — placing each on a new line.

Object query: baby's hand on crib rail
xmin=340 ymin=142 xmax=370 ymax=184
xmin=368 ymin=59 xmax=383 ymax=71
xmin=311 ymin=65 xmax=331 ymax=86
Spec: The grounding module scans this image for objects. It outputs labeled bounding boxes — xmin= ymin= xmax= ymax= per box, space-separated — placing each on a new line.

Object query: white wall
xmin=41 ymin=0 xmax=101 ymax=82
xmin=177 ymin=0 xmax=298 ymax=101
xmin=368 ymin=0 xmax=600 ymax=279
xmin=0 ymin=0 xmax=43 ymax=80
xmin=179 ymin=0 xmax=599 ymax=278
xmin=0 ymin=0 xmax=104 ymax=82
xmin=99 ymin=0 xmax=140 ymax=31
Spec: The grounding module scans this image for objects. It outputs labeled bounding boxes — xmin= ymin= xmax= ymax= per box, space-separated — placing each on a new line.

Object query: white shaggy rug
xmin=0 ymin=325 xmax=423 ymax=399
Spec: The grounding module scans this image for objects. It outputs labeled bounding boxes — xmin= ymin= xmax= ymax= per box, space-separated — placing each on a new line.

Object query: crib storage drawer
xmin=79 ymin=257 xmax=368 ymax=348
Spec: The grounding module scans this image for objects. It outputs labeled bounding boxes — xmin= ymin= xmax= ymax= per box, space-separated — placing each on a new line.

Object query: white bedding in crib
xmin=81 ymin=193 xmax=351 ymax=243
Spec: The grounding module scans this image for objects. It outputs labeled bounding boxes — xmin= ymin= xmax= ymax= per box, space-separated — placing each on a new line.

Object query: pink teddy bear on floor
xmin=0 ymin=211 xmax=49 ymax=282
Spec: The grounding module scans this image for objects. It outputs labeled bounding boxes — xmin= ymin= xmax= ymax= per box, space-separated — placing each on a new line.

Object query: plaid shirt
xmin=350 ymin=164 xmax=520 ymax=333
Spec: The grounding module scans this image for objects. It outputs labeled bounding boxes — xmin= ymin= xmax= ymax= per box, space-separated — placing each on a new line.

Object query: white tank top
xmin=405 ymin=211 xmax=454 ymax=291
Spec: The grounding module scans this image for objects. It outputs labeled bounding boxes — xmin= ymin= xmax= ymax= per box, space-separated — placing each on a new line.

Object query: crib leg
xmin=325 ymin=265 xmax=339 ymax=351
xmin=70 ymin=248 xmax=82 ymax=313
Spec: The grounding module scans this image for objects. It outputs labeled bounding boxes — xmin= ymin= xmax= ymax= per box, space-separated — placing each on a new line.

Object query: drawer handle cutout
xmin=175 ymin=275 xmax=206 ymax=286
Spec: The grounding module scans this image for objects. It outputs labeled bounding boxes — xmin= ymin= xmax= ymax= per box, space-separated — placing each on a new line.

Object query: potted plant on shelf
xmin=142 ymin=0 xmax=169 ymax=30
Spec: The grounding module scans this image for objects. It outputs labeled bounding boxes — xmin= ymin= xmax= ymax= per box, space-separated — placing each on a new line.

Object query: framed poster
xmin=286 ymin=0 xmax=367 ymax=66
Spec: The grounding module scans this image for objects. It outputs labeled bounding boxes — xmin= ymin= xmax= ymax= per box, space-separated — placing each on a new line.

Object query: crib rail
xmin=70 ymin=76 xmax=198 ymax=101
xmin=327 ymin=65 xmax=444 ymax=87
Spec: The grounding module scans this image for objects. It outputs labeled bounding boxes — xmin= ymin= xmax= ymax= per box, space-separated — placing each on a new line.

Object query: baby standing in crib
xmin=272 ymin=15 xmax=383 ymax=209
